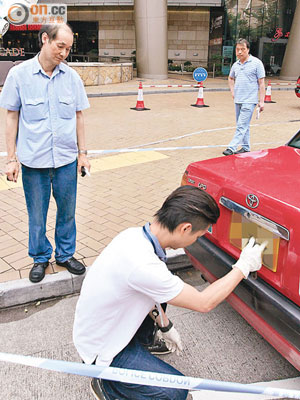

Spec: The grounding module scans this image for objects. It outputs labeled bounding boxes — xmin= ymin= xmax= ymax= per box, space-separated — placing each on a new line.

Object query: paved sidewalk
xmin=0 ymin=74 xmax=298 ymax=308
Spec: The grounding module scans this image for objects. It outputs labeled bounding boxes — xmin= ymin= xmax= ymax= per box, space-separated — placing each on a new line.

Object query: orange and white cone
xmin=264 ymin=81 xmax=276 ymax=103
xmin=191 ymin=82 xmax=209 ymax=108
xmin=131 ymin=82 xmax=150 ymax=111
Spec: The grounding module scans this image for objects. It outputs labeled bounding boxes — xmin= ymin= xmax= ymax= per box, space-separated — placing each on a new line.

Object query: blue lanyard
xmin=143 ymin=224 xmax=167 ymax=262
xmin=142 ymin=225 xmax=157 ymax=255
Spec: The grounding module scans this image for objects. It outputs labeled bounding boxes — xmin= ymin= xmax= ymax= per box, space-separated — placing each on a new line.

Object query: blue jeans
xmin=100 ymin=308 xmax=188 ymax=400
xmin=228 ymin=103 xmax=256 ymax=152
xmin=21 ymin=160 xmax=77 ymax=263
xmin=102 ymin=338 xmax=188 ymax=400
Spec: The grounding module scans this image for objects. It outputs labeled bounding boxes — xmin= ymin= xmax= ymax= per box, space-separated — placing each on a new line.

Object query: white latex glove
xmin=157 ymin=326 xmax=183 ymax=355
xmin=233 ymin=237 xmax=268 ymax=279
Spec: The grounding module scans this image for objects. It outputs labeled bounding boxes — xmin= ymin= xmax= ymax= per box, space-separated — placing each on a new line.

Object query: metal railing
xmin=68 ymin=54 xmax=134 ymax=64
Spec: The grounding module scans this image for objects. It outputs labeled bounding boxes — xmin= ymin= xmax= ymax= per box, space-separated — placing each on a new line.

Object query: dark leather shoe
xmin=145 ymin=338 xmax=172 ymax=355
xmin=56 ymin=257 xmax=86 ymax=275
xmin=90 ymin=378 xmax=108 ymax=400
xmin=235 ymin=148 xmax=250 ymax=154
xmin=29 ymin=262 xmax=49 ymax=283
xmin=223 ymin=148 xmax=235 ymax=156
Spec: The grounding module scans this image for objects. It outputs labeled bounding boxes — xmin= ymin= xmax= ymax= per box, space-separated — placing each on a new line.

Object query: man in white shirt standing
xmin=73 ymin=185 xmax=266 ymax=400
xmin=223 ymin=38 xmax=265 ymax=156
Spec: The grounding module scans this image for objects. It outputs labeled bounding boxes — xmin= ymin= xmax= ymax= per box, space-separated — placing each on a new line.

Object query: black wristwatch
xmin=160 ymin=319 xmax=173 ymax=333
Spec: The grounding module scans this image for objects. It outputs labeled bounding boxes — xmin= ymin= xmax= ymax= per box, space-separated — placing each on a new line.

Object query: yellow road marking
xmin=0 ymin=176 xmax=22 ymax=191
xmin=89 ymin=151 xmax=169 ymax=172
xmin=0 ymin=151 xmax=169 ymax=191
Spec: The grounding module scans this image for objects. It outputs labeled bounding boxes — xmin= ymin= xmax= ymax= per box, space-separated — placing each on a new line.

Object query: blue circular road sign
xmin=193 ymin=67 xmax=208 ymax=82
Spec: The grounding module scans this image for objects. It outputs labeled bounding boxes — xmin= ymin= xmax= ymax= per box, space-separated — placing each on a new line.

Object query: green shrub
xmin=168 ymin=64 xmax=181 ymax=71
xmin=184 ymin=66 xmax=194 ymax=72
xmin=131 ymin=50 xmax=136 ymax=68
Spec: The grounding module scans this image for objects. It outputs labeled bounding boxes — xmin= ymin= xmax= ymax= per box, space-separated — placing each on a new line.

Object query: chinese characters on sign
xmin=6 ymin=3 xmax=67 ymax=26
xmin=272 ymin=28 xmax=290 ymax=42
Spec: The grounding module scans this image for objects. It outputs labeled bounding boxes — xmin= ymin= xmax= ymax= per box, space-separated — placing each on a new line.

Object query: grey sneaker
xmin=90 ymin=378 xmax=108 ymax=400
xmin=146 ymin=338 xmax=172 ymax=355
xmin=235 ymin=148 xmax=250 ymax=154
xmin=222 ymin=148 xmax=235 ymax=156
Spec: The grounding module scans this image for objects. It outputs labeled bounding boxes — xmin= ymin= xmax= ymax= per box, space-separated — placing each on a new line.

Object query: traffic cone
xmin=130 ymin=82 xmax=150 ymax=111
xmin=264 ymin=81 xmax=276 ymax=103
xmin=191 ymin=82 xmax=209 ymax=108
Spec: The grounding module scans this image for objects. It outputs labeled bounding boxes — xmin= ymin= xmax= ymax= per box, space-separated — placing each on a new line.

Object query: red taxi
xmin=296 ymin=77 xmax=300 ymax=98
xmin=182 ymin=131 xmax=300 ymax=371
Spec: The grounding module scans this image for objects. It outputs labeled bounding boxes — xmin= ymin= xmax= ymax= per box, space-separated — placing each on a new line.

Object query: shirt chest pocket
xmin=24 ymin=97 xmax=47 ymax=121
xmin=245 ymin=69 xmax=258 ymax=82
xmin=58 ymin=96 xmax=75 ymax=119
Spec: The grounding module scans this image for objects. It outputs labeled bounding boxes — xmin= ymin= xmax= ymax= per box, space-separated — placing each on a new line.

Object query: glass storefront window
xmin=0 ymin=22 xmax=98 ymax=62
xmin=213 ymin=0 xmax=297 ymax=75
xmin=0 ymin=26 xmax=40 ymax=61
xmin=68 ymin=21 xmax=99 ymax=62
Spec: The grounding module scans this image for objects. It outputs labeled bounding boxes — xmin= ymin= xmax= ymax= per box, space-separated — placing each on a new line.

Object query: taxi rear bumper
xmin=186 ymin=236 xmax=300 ymax=370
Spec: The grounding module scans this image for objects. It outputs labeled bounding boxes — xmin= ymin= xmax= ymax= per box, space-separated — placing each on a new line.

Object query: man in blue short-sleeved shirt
xmin=223 ymin=38 xmax=265 ymax=156
xmin=0 ymin=23 xmax=90 ymax=283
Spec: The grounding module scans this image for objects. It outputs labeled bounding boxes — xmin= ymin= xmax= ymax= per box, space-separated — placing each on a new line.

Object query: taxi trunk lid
xmin=184 ymin=146 xmax=300 ymax=307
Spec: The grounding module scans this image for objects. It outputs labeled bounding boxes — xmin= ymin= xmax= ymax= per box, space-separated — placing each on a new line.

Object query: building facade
xmin=222 ymin=0 xmax=297 ymax=76
xmin=0 ymin=0 xmax=298 ymax=78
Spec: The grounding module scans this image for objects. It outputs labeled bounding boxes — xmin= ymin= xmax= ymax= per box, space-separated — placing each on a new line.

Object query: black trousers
xmin=134 ymin=303 xmax=167 ymax=346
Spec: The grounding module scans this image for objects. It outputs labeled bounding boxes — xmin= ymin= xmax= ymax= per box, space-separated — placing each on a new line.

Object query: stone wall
xmin=98 ymin=10 xmax=135 ymax=59
xmin=68 ymin=6 xmax=210 ymax=65
xmin=69 ymin=62 xmax=133 ymax=86
xmin=68 ymin=7 xmax=135 ymax=60
xmin=168 ymin=9 xmax=210 ymax=66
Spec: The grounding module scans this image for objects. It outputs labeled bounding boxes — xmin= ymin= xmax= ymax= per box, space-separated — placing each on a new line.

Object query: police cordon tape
xmin=109 ymin=118 xmax=300 ymax=150
xmin=0 ymin=352 xmax=300 ymax=398
xmin=142 ymin=84 xmax=202 ymax=88
xmin=0 ymin=116 xmax=300 ymax=159
xmin=270 ymin=82 xmax=294 ymax=85
xmin=84 ymin=142 xmax=283 ymax=155
xmin=130 ymin=82 xmax=293 ymax=88
xmin=1 ymin=118 xmax=300 ymax=159
xmin=0 ymin=142 xmax=284 ymax=158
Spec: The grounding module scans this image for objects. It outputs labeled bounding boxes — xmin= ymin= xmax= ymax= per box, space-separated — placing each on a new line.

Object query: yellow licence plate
xmin=230 ymin=211 xmax=280 ymax=272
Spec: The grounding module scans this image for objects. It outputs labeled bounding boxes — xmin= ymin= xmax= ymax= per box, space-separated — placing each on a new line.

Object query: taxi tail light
xmin=181 ymin=170 xmax=189 ymax=186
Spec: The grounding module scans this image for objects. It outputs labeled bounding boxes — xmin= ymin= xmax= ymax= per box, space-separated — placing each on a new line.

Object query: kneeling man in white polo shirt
xmin=73 ymin=185 xmax=266 ymax=400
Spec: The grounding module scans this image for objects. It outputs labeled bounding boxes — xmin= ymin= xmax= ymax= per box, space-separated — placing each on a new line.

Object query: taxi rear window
xmin=287 ymin=131 xmax=300 ymax=148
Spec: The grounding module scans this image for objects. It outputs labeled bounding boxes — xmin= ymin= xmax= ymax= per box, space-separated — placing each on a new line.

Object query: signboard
xmin=0 ymin=47 xmax=25 ymax=56
xmin=193 ymin=67 xmax=208 ymax=82
xmin=221 ymin=46 xmax=233 ymax=75
xmin=210 ymin=15 xmax=222 ymax=34
xmin=9 ymin=24 xmax=42 ymax=31
xmin=209 ymin=38 xmax=222 ymax=46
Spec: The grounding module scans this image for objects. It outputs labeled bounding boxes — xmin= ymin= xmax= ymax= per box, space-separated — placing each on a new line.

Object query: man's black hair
xmin=154 ymin=185 xmax=220 ymax=233
xmin=236 ymin=38 xmax=250 ymax=49
xmin=38 ymin=23 xmax=73 ymax=48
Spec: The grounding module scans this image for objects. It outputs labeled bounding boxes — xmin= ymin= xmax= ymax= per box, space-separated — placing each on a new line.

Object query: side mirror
xmin=0 ymin=17 xmax=9 ymax=38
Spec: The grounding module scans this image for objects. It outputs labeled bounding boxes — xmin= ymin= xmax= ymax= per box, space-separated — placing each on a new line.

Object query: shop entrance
xmin=258 ymin=37 xmax=288 ymax=76
xmin=68 ymin=21 xmax=99 ymax=62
